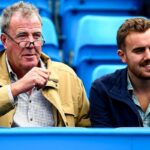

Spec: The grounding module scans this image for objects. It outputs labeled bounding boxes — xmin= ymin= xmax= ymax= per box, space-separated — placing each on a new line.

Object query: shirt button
xmin=29 ymin=100 xmax=32 ymax=103
xmin=30 ymin=118 xmax=33 ymax=121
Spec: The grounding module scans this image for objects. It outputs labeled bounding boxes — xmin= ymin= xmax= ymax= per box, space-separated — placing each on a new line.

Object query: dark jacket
xmin=89 ymin=68 xmax=143 ymax=127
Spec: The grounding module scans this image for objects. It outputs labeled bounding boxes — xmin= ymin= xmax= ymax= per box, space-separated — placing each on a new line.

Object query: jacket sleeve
xmin=76 ymin=80 xmax=91 ymax=127
xmin=0 ymin=85 xmax=15 ymax=116
xmin=89 ymin=80 xmax=114 ymax=127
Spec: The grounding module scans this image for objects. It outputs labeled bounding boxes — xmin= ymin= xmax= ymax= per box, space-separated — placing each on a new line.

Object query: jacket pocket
xmin=62 ymin=103 xmax=78 ymax=127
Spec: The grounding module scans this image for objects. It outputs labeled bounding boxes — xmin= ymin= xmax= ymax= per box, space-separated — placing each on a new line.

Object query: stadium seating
xmin=92 ymin=64 xmax=126 ymax=82
xmin=42 ymin=17 xmax=61 ymax=61
xmin=0 ymin=0 xmax=52 ymax=18
xmin=59 ymin=0 xmax=143 ymax=63
xmin=72 ymin=15 xmax=134 ymax=96
xmin=1 ymin=127 xmax=150 ymax=150
xmin=0 ymin=29 xmax=4 ymax=50
xmin=0 ymin=41 xmax=3 ymax=51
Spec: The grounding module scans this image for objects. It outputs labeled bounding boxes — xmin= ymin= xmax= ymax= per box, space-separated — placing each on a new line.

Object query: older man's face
xmin=4 ymin=13 xmax=42 ymax=75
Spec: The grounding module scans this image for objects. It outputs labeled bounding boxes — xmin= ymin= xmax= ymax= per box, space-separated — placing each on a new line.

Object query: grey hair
xmin=0 ymin=1 xmax=42 ymax=33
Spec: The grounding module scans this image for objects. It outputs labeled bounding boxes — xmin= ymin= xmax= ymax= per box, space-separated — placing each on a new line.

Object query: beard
xmin=128 ymin=63 xmax=150 ymax=80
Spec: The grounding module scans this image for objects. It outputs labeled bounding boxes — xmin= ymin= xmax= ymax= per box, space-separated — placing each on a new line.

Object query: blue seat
xmin=0 ymin=30 xmax=4 ymax=51
xmin=92 ymin=64 xmax=126 ymax=82
xmin=42 ymin=17 xmax=61 ymax=62
xmin=0 ymin=41 xmax=4 ymax=51
xmin=59 ymin=0 xmax=143 ymax=63
xmin=0 ymin=0 xmax=51 ymax=18
xmin=72 ymin=15 xmax=137 ymax=97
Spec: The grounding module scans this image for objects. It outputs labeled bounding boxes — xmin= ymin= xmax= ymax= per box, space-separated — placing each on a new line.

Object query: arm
xmin=76 ymin=80 xmax=91 ymax=127
xmin=0 ymin=85 xmax=15 ymax=116
xmin=89 ymin=81 xmax=113 ymax=127
xmin=0 ymin=67 xmax=49 ymax=116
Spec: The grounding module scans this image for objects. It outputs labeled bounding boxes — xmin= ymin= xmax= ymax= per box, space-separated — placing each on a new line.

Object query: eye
xmin=33 ymin=33 xmax=42 ymax=40
xmin=133 ymin=47 xmax=145 ymax=54
xmin=16 ymin=33 xmax=28 ymax=40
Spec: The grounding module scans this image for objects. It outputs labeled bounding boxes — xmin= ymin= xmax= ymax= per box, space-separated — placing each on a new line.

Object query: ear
xmin=1 ymin=33 xmax=7 ymax=49
xmin=117 ymin=49 xmax=127 ymax=63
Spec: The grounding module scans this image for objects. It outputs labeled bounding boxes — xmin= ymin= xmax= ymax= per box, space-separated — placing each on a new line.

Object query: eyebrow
xmin=16 ymin=31 xmax=42 ymax=36
xmin=132 ymin=47 xmax=146 ymax=52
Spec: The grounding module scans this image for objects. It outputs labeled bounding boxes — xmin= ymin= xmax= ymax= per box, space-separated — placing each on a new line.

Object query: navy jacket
xmin=89 ymin=68 xmax=143 ymax=127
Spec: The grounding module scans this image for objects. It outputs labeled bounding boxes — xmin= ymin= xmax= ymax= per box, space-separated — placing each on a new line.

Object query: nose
xmin=28 ymin=35 xmax=34 ymax=42
xmin=26 ymin=35 xmax=35 ymax=48
xmin=28 ymin=41 xmax=35 ymax=47
xmin=144 ymin=47 xmax=150 ymax=60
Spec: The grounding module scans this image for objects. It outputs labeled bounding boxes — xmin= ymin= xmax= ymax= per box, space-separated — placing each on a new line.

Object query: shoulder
xmin=51 ymin=61 xmax=77 ymax=77
xmin=92 ymin=68 xmax=127 ymax=89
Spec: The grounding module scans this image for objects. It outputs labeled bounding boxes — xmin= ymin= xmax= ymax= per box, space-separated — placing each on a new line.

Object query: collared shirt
xmin=127 ymin=75 xmax=150 ymax=127
xmin=6 ymin=56 xmax=54 ymax=127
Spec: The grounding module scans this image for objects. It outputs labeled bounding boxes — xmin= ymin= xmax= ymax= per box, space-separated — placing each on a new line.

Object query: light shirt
xmin=127 ymin=75 xmax=150 ymax=127
xmin=6 ymin=56 xmax=54 ymax=127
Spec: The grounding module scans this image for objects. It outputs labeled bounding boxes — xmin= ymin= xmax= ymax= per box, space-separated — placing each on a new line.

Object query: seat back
xmin=0 ymin=29 xmax=4 ymax=51
xmin=92 ymin=64 xmax=126 ymax=82
xmin=59 ymin=0 xmax=143 ymax=63
xmin=73 ymin=15 xmax=132 ymax=66
xmin=42 ymin=17 xmax=61 ymax=61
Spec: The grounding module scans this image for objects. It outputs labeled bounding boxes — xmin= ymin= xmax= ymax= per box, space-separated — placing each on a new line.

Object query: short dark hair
xmin=117 ymin=17 xmax=150 ymax=51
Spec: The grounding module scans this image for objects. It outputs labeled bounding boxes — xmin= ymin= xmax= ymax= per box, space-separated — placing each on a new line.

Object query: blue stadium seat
xmin=0 ymin=30 xmax=4 ymax=51
xmin=73 ymin=15 xmax=136 ymax=97
xmin=92 ymin=64 xmax=126 ymax=82
xmin=59 ymin=0 xmax=143 ymax=63
xmin=0 ymin=41 xmax=3 ymax=51
xmin=0 ymin=0 xmax=51 ymax=18
xmin=42 ymin=17 xmax=61 ymax=62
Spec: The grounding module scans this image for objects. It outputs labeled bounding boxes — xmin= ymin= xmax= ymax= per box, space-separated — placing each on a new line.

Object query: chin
xmin=138 ymin=73 xmax=150 ymax=80
xmin=23 ymin=63 xmax=38 ymax=70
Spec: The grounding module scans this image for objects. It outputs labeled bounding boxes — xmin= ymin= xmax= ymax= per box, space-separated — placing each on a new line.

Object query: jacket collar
xmin=0 ymin=50 xmax=11 ymax=85
xmin=41 ymin=53 xmax=59 ymax=90
xmin=108 ymin=68 xmax=141 ymax=118
xmin=40 ymin=54 xmax=67 ymax=126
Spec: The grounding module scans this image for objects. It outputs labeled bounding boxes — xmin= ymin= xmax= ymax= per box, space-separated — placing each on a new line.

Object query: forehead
xmin=125 ymin=28 xmax=150 ymax=48
xmin=9 ymin=12 xmax=42 ymax=33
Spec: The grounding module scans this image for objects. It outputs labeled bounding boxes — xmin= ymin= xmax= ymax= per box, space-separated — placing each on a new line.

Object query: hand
xmin=11 ymin=67 xmax=50 ymax=97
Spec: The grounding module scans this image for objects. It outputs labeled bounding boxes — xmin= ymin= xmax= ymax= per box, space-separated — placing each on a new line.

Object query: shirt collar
xmin=127 ymin=74 xmax=133 ymax=91
xmin=127 ymin=74 xmax=140 ymax=106
xmin=5 ymin=55 xmax=45 ymax=81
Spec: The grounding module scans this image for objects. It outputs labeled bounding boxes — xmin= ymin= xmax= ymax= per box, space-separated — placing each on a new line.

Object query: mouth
xmin=142 ymin=64 xmax=150 ymax=72
xmin=22 ymin=54 xmax=37 ymax=59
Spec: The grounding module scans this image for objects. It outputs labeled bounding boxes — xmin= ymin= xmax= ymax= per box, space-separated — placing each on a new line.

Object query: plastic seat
xmin=42 ymin=17 xmax=61 ymax=62
xmin=59 ymin=0 xmax=143 ymax=63
xmin=0 ymin=41 xmax=3 ymax=51
xmin=73 ymin=15 xmax=140 ymax=67
xmin=73 ymin=15 xmax=137 ymax=97
xmin=92 ymin=64 xmax=126 ymax=82
xmin=0 ymin=29 xmax=4 ymax=51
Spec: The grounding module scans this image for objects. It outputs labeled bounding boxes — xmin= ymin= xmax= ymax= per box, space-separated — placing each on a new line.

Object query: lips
xmin=22 ymin=53 xmax=36 ymax=56
xmin=22 ymin=54 xmax=37 ymax=59
xmin=140 ymin=60 xmax=150 ymax=67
